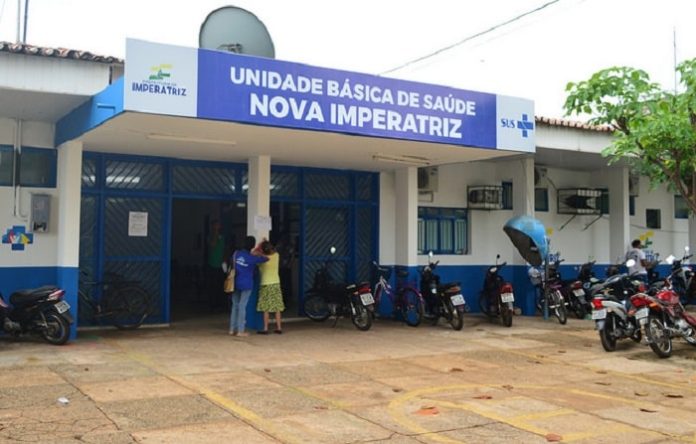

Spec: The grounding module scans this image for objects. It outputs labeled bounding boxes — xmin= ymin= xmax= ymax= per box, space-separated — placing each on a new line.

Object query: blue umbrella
xmin=503 ymin=216 xmax=548 ymax=266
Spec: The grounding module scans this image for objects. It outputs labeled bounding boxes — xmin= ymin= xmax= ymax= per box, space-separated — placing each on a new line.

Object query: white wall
xmin=376 ymin=156 xmax=692 ymax=268
xmin=0 ymin=119 xmax=58 ymax=268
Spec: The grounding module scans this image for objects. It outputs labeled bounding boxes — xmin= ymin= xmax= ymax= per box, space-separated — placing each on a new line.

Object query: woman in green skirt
xmin=256 ymin=240 xmax=285 ymax=334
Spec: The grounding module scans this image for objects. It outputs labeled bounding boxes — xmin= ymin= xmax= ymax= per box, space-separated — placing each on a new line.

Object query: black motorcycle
xmin=303 ymin=247 xmax=375 ymax=331
xmin=665 ymin=250 xmax=695 ymax=306
xmin=420 ymin=252 xmax=466 ymax=330
xmin=0 ymin=285 xmax=73 ymax=345
xmin=478 ymin=255 xmax=514 ymax=327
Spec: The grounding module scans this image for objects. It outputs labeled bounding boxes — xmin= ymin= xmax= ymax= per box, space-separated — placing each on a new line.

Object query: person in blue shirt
xmin=229 ymin=235 xmax=268 ymax=336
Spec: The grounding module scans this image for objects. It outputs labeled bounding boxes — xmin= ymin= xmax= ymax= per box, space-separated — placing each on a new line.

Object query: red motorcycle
xmin=630 ymin=283 xmax=696 ymax=358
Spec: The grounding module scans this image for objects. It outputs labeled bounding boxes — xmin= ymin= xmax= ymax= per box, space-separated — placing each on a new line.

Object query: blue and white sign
xmin=124 ymin=39 xmax=534 ymax=152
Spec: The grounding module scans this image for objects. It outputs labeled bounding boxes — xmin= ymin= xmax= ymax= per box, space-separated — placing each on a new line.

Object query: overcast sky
xmin=1 ymin=0 xmax=694 ymax=117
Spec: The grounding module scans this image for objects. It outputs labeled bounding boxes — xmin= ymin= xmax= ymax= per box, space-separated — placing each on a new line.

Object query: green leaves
xmin=564 ymin=60 xmax=696 ymax=214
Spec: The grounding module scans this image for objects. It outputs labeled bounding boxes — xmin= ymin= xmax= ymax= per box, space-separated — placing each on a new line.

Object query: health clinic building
xmin=1 ymin=38 xmax=692 ymax=337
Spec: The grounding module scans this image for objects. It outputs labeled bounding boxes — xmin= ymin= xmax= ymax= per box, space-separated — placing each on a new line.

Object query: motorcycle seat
xmin=440 ymin=282 xmax=461 ymax=291
xmin=10 ymin=285 xmax=58 ymax=306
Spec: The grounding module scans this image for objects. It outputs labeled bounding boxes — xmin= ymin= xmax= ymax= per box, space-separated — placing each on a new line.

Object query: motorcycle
xmin=548 ymin=257 xmax=588 ymax=319
xmin=0 ymin=285 xmax=73 ymax=345
xmin=528 ymin=262 xmax=568 ymax=325
xmin=590 ymin=259 xmax=643 ymax=352
xmin=629 ymin=291 xmax=673 ymax=358
xmin=478 ymin=255 xmax=514 ymax=327
xmin=631 ymin=270 xmax=696 ymax=358
xmin=303 ymin=247 xmax=375 ymax=331
xmin=664 ymin=248 xmax=696 ymax=306
xmin=420 ymin=252 xmax=466 ymax=330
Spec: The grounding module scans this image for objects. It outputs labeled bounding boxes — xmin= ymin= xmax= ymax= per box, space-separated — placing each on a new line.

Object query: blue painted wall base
xmin=0 ymin=266 xmax=78 ymax=341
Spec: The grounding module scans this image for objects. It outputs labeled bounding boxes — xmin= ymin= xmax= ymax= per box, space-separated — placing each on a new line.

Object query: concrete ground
xmin=1 ymin=313 xmax=696 ymax=444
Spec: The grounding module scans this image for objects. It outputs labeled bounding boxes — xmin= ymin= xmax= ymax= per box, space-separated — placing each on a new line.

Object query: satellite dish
xmin=199 ymin=6 xmax=275 ymax=58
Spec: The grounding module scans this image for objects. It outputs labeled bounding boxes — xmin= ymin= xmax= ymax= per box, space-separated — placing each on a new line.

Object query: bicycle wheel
xmin=107 ymin=286 xmax=150 ymax=330
xmin=400 ymin=289 xmax=424 ymax=327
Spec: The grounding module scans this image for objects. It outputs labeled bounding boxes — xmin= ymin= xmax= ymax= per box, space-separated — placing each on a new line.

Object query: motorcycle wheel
xmin=500 ymin=302 xmax=513 ymax=327
xmin=646 ymin=315 xmax=672 ymax=358
xmin=40 ymin=312 xmax=70 ymax=345
xmin=479 ymin=293 xmax=492 ymax=317
xmin=304 ymin=294 xmax=330 ymax=322
xmin=599 ymin=313 xmax=617 ymax=352
xmin=351 ymin=303 xmax=372 ymax=331
xmin=553 ymin=291 xmax=568 ymax=325
xmin=445 ymin=300 xmax=464 ymax=331
xmin=572 ymin=300 xmax=587 ymax=319
xmin=401 ymin=289 xmax=424 ymax=327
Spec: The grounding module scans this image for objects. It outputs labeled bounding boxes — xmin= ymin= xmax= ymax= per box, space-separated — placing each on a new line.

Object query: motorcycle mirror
xmin=428 ymin=251 xmax=434 ymax=259
xmin=329 ymin=246 xmax=336 ymax=255
xmin=666 ymin=254 xmax=675 ymax=265
xmin=685 ymin=246 xmax=690 ymax=253
xmin=625 ymin=259 xmax=636 ymax=268
xmin=496 ymin=254 xmax=500 ymax=259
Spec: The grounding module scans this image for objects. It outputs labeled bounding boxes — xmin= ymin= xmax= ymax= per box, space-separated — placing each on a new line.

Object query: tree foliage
xmin=564 ymin=60 xmax=696 ymax=215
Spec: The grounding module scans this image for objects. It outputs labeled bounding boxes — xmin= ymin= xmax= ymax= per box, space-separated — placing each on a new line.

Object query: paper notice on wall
xmin=128 ymin=211 xmax=148 ymax=237
xmin=254 ymin=215 xmax=272 ymax=232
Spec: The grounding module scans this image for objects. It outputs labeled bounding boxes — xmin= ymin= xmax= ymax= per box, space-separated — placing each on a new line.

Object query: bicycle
xmin=372 ymin=262 xmax=425 ymax=327
xmin=78 ymin=271 xmax=151 ymax=330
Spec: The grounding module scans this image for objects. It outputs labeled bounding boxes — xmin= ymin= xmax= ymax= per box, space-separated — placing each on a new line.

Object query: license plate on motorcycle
xmin=635 ymin=307 xmax=649 ymax=320
xmin=573 ymin=289 xmax=585 ymax=297
xmin=55 ymin=301 xmax=70 ymax=314
xmin=360 ymin=293 xmax=375 ymax=305
xmin=592 ymin=308 xmax=606 ymax=320
xmin=450 ymin=294 xmax=465 ymax=306
xmin=501 ymin=292 xmax=514 ymax=303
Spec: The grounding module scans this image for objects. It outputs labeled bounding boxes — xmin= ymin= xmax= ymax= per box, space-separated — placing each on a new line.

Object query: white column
xmin=56 ymin=140 xmax=82 ymax=339
xmin=394 ymin=167 xmax=418 ymax=266
xmin=56 ymin=141 xmax=83 ymax=268
xmin=689 ymin=217 xmax=696 ymax=252
xmin=511 ymin=156 xmax=535 ymax=265
xmin=378 ymin=171 xmax=396 ymax=265
xmin=608 ymin=166 xmax=630 ymax=263
xmin=247 ymin=155 xmax=271 ymax=241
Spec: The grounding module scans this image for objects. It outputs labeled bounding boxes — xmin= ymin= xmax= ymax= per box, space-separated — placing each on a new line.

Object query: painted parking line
xmin=387 ymin=383 xmax=694 ymax=443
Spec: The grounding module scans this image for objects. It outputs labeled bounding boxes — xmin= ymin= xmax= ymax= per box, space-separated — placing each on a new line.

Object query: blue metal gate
xmin=79 ymin=153 xmax=378 ymax=327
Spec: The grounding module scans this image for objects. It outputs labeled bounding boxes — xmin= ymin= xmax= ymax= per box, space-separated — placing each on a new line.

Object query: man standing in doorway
xmin=207 ymin=219 xmax=226 ymax=311
xmin=626 ymin=239 xmax=648 ymax=282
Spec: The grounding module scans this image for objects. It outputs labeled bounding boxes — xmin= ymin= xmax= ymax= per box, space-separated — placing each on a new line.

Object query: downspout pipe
xmin=13 ymin=118 xmax=25 ymax=219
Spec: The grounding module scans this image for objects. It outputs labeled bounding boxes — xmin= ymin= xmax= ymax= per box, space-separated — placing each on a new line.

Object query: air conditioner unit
xmin=557 ymin=188 xmax=602 ymax=215
xmin=418 ymin=166 xmax=439 ymax=192
xmin=534 ymin=166 xmax=548 ymax=186
xmin=629 ymin=173 xmax=640 ymax=197
xmin=467 ymin=185 xmax=503 ymax=210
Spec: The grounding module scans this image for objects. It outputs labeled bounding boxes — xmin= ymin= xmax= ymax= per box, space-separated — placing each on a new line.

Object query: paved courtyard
xmin=1 ymin=313 xmax=695 ymax=443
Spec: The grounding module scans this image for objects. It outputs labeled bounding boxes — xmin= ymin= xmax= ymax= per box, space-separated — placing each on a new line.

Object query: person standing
xmin=626 ymin=239 xmax=648 ymax=281
xmin=207 ymin=220 xmax=226 ymax=310
xmin=256 ymin=240 xmax=285 ymax=334
xmin=229 ymin=236 xmax=268 ymax=336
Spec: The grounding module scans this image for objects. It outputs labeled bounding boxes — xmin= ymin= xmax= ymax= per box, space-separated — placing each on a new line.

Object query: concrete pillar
xmin=511 ymin=156 xmax=536 ymax=315
xmin=378 ymin=171 xmax=396 ymax=265
xmin=608 ymin=166 xmax=630 ymax=263
xmin=56 ymin=140 xmax=83 ymax=340
xmin=246 ymin=155 xmax=271 ymax=241
xmin=394 ymin=167 xmax=418 ymax=266
xmin=511 ymin=156 xmax=535 ymax=263
xmin=689 ymin=216 xmax=696 ymax=252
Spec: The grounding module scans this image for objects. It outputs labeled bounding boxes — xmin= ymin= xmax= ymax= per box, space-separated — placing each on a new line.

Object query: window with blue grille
xmin=20 ymin=148 xmax=57 ymax=188
xmin=535 ymin=188 xmax=548 ymax=212
xmin=418 ymin=207 xmax=468 ymax=255
xmin=0 ymin=145 xmax=12 ymax=186
xmin=675 ymin=195 xmax=689 ymax=219
xmin=502 ymin=182 xmax=513 ymax=210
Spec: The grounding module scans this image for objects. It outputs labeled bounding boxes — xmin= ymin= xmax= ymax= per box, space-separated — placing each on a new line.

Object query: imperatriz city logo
xmin=131 ymin=63 xmax=187 ymax=97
